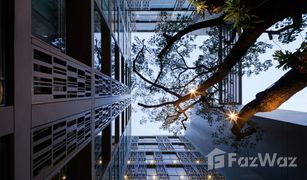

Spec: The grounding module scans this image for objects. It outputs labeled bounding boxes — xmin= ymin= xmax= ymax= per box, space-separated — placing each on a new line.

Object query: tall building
xmin=0 ymin=0 xmax=132 ymax=179
xmin=125 ymin=136 xmax=225 ymax=180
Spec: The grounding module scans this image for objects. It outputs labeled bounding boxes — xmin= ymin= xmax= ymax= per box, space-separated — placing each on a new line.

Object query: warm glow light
xmin=62 ymin=176 xmax=66 ymax=180
xmin=189 ymin=88 xmax=196 ymax=94
xmin=208 ymin=175 xmax=212 ymax=179
xmin=98 ymin=160 xmax=103 ymax=165
xmin=226 ymin=110 xmax=238 ymax=122
xmin=153 ymin=175 xmax=156 ymax=179
xmin=127 ymin=160 xmax=131 ymax=164
xmin=124 ymin=175 xmax=128 ymax=179
xmin=196 ymin=160 xmax=200 ymax=164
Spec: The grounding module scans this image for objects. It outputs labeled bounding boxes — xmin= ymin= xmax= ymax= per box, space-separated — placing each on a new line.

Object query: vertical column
xmin=89 ymin=0 xmax=95 ymax=178
xmin=67 ymin=143 xmax=92 ymax=180
xmin=115 ymin=115 xmax=120 ymax=143
xmin=102 ymin=21 xmax=111 ymax=76
xmin=66 ymin=0 xmax=92 ymax=66
xmin=14 ymin=0 xmax=32 ymax=179
xmin=101 ymin=123 xmax=112 ymax=169
xmin=115 ymin=46 xmax=120 ymax=81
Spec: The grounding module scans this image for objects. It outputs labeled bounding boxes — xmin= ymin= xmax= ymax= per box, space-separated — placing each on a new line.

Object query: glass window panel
xmin=95 ymin=132 xmax=103 ymax=179
xmin=146 ymin=168 xmax=157 ymax=176
xmin=111 ymin=38 xmax=116 ymax=79
xmin=146 ymin=154 xmax=154 ymax=160
xmin=138 ymin=144 xmax=159 ymax=151
xmin=102 ymin=0 xmax=109 ymax=21
xmin=112 ymin=119 xmax=116 ymax=145
xmin=119 ymin=20 xmax=124 ymax=51
xmin=168 ymin=137 xmax=181 ymax=143
xmin=32 ymin=0 xmax=66 ymax=52
xmin=172 ymin=144 xmax=186 ymax=150
xmin=94 ymin=9 xmax=102 ymax=71
xmin=150 ymin=0 xmax=174 ymax=9
xmin=111 ymin=1 xmax=119 ymax=41
xmin=138 ymin=137 xmax=156 ymax=143
xmin=166 ymin=167 xmax=187 ymax=177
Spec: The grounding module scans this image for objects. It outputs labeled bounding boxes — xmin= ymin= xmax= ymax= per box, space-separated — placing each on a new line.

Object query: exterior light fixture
xmin=226 ymin=110 xmax=238 ymax=122
xmin=127 ymin=160 xmax=131 ymax=164
xmin=62 ymin=176 xmax=66 ymax=180
xmin=189 ymin=88 xmax=196 ymax=94
xmin=124 ymin=175 xmax=128 ymax=179
xmin=150 ymin=160 xmax=155 ymax=164
xmin=173 ymin=160 xmax=177 ymax=164
xmin=196 ymin=160 xmax=200 ymax=164
xmin=180 ymin=175 xmax=185 ymax=179
xmin=208 ymin=175 xmax=212 ymax=179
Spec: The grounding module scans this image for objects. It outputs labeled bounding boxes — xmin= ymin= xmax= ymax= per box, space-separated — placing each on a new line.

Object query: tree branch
xmin=174 ymin=18 xmax=276 ymax=106
xmin=137 ymin=101 xmax=176 ymax=108
xmin=150 ymin=16 xmax=225 ymax=90
xmin=158 ymin=15 xmax=225 ymax=59
xmin=133 ymin=44 xmax=181 ymax=98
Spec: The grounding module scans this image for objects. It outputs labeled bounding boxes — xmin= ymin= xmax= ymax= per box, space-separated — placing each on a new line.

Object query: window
xmin=138 ymin=137 xmax=156 ymax=143
xmin=111 ymin=0 xmax=116 ymax=36
xmin=102 ymin=0 xmax=109 ymax=21
xmin=138 ymin=143 xmax=159 ymax=151
xmin=147 ymin=167 xmax=157 ymax=176
xmin=168 ymin=137 xmax=181 ymax=143
xmin=162 ymin=153 xmax=179 ymax=164
xmin=146 ymin=154 xmax=154 ymax=161
xmin=94 ymin=9 xmax=102 ymax=71
xmin=111 ymin=37 xmax=116 ymax=79
xmin=172 ymin=144 xmax=187 ymax=151
xmin=32 ymin=0 xmax=66 ymax=52
xmin=166 ymin=167 xmax=188 ymax=180
xmin=95 ymin=132 xmax=103 ymax=179
xmin=111 ymin=119 xmax=115 ymax=145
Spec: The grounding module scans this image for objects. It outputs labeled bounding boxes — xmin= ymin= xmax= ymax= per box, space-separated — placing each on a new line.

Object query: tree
xmin=132 ymin=0 xmax=307 ymax=139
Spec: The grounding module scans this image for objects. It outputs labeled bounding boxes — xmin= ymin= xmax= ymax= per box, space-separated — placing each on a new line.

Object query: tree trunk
xmin=232 ymin=68 xmax=307 ymax=138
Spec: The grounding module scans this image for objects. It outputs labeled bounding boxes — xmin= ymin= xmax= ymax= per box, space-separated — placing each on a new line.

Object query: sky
xmin=130 ymin=30 xmax=307 ymax=135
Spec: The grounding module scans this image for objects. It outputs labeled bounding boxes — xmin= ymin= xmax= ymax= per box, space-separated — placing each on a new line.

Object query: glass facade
xmin=32 ymin=0 xmax=66 ymax=52
xmin=95 ymin=131 xmax=103 ymax=179
xmin=111 ymin=37 xmax=116 ymax=79
xmin=1 ymin=0 xmax=133 ymax=179
xmin=126 ymin=136 xmax=225 ymax=180
xmin=104 ymin=114 xmax=131 ymax=180
xmin=102 ymin=0 xmax=109 ymax=22
xmin=112 ymin=118 xmax=116 ymax=147
xmin=94 ymin=9 xmax=102 ymax=71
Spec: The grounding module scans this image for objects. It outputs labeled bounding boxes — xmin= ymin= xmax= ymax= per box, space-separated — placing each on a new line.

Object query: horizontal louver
xmin=32 ymin=111 xmax=91 ymax=180
xmin=32 ymin=48 xmax=92 ymax=103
